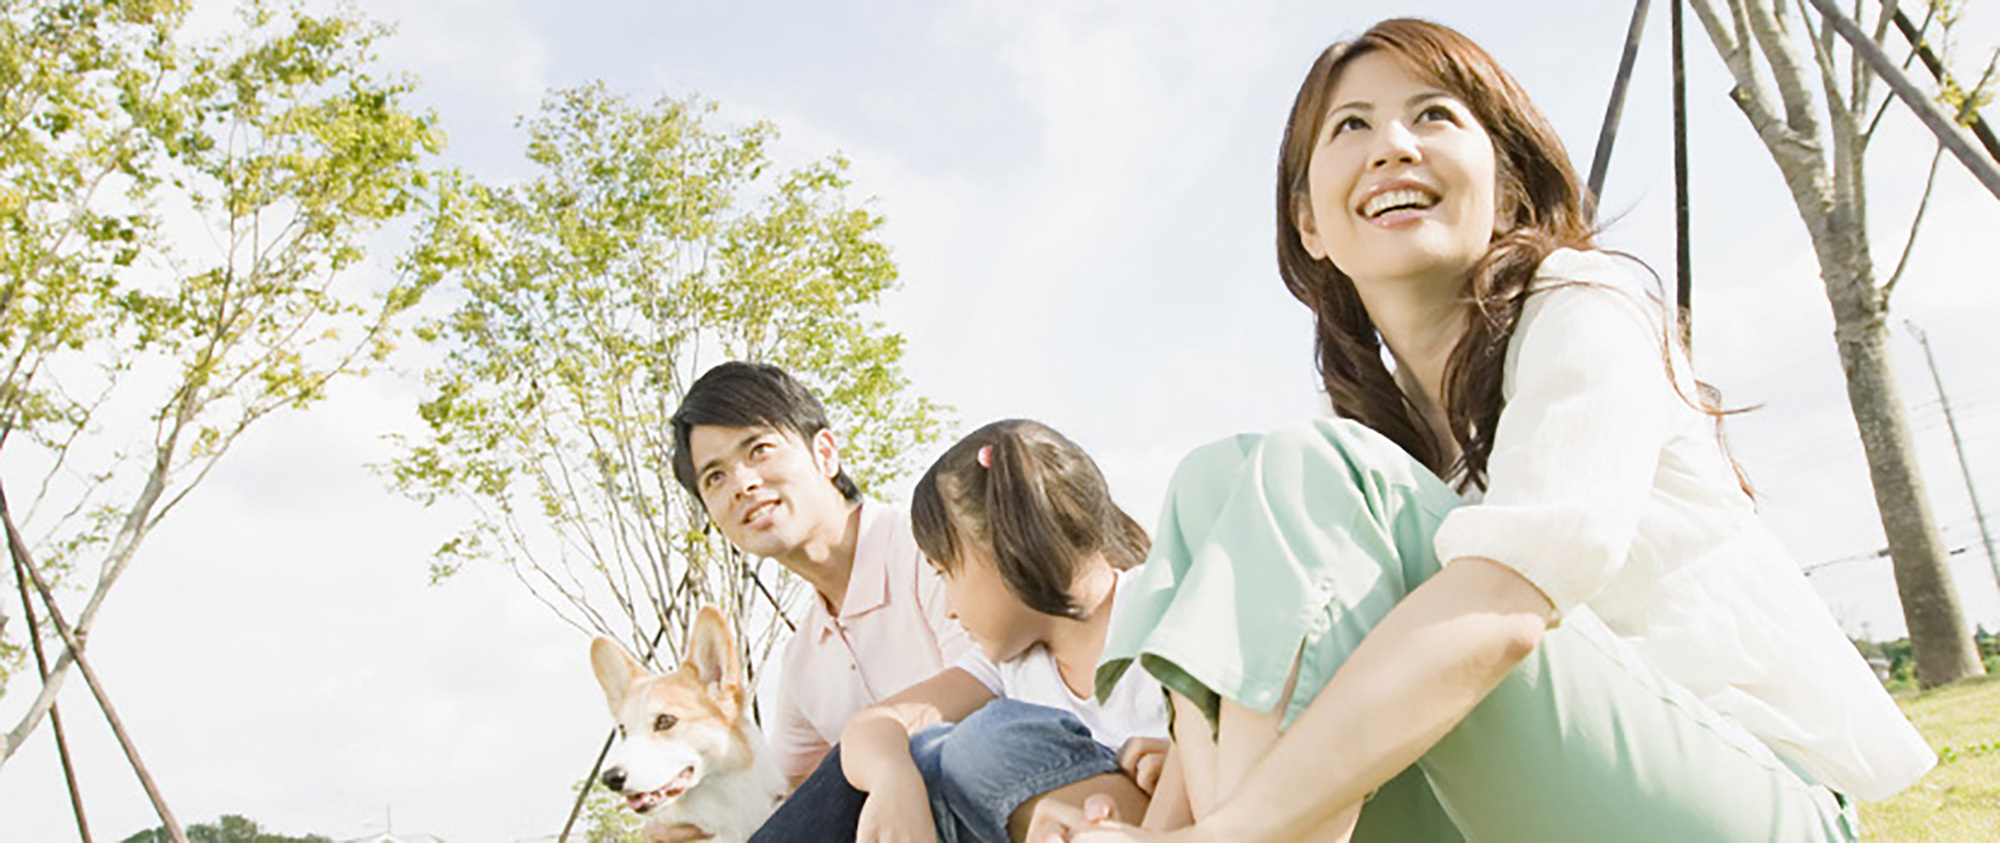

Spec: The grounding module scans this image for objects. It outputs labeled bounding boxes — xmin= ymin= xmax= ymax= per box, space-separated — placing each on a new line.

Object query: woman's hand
xmin=1032 ymin=795 xmax=1211 ymax=843
xmin=856 ymin=774 xmax=939 ymax=843
xmin=1114 ymin=737 xmax=1171 ymax=796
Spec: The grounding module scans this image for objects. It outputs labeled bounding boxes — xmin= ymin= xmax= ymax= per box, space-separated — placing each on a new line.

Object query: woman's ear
xmin=1295 ymin=193 xmax=1330 ymax=261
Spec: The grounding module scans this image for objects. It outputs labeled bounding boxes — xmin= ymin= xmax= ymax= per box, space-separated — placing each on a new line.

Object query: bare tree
xmin=1687 ymin=0 xmax=1994 ymax=686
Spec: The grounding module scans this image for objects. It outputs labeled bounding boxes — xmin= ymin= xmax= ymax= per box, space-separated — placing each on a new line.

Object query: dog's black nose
xmin=601 ymin=767 xmax=626 ymax=792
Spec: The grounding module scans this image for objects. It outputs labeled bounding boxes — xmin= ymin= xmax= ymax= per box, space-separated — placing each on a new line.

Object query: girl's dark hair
xmin=1275 ymin=18 xmax=1595 ymax=490
xmin=910 ymin=419 xmax=1149 ymax=619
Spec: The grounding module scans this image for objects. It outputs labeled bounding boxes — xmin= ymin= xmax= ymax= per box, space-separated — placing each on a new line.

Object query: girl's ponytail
xmin=911 ymin=419 xmax=1149 ymax=619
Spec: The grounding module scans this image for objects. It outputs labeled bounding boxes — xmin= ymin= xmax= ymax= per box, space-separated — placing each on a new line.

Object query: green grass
xmin=1860 ymin=674 xmax=2000 ymax=841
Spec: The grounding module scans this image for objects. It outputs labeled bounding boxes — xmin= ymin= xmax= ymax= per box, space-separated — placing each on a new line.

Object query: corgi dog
xmin=590 ymin=606 xmax=786 ymax=842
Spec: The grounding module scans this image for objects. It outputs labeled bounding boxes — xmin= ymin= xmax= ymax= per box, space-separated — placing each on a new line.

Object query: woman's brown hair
xmin=910 ymin=419 xmax=1149 ymax=619
xmin=1275 ymin=18 xmax=1596 ymax=490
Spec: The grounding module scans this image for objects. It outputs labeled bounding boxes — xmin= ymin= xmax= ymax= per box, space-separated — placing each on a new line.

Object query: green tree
xmin=570 ymin=776 xmax=644 ymax=843
xmin=1688 ymin=0 xmax=1997 ymax=686
xmin=389 ymin=83 xmax=947 ymax=674
xmin=119 ymin=813 xmax=334 ymax=843
xmin=0 ymin=0 xmax=441 ymax=767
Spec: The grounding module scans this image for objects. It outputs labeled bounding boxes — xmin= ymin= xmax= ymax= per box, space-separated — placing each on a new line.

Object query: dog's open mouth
xmin=626 ymin=765 xmax=698 ymax=813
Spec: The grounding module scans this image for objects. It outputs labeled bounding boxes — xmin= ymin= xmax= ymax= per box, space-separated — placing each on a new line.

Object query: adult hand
xmin=856 ymin=782 xmax=939 ymax=843
xmin=1114 ymin=736 xmax=1171 ymax=795
xmin=1032 ymin=794 xmax=1209 ymax=843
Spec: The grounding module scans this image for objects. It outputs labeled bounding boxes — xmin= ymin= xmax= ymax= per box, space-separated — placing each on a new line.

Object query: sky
xmin=4 ymin=1 xmax=2000 ymax=840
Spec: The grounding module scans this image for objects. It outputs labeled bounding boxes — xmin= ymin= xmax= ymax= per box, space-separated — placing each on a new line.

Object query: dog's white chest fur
xmin=639 ymin=736 xmax=787 ymax=841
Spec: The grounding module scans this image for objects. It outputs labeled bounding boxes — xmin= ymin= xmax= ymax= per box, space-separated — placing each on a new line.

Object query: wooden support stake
xmin=13 ymin=547 xmax=92 ymax=842
xmin=1 ymin=488 xmax=187 ymax=843
xmin=1804 ymin=0 xmax=2000 ymax=200
xmin=1589 ymin=0 xmax=1655 ymax=206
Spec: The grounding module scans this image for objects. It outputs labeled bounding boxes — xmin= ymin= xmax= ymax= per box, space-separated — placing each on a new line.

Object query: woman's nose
xmin=1369 ymin=121 xmax=1421 ymax=169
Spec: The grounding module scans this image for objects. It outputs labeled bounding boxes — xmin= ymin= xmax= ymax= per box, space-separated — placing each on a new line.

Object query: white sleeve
xmin=953 ymin=647 xmax=1006 ymax=697
xmin=1432 ymin=250 xmax=1685 ymax=618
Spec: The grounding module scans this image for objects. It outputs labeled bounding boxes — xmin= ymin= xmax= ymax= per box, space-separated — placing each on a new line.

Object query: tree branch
xmin=1745 ymin=0 xmax=1825 ymax=141
xmin=1691 ymin=1 xmax=1824 ymax=163
xmin=1881 ymin=141 xmax=1945 ymax=304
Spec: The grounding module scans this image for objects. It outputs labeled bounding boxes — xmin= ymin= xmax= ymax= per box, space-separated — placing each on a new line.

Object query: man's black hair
xmin=670 ymin=361 xmax=862 ymax=503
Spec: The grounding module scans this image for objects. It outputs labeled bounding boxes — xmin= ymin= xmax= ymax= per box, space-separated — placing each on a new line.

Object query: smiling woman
xmin=1296 ymin=51 xmax=1499 ymax=308
xmin=1047 ymin=17 xmax=1936 ymax=843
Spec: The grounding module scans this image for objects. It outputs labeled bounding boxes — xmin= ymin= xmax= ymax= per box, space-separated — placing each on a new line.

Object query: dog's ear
xmin=590 ymin=637 xmax=644 ymax=715
xmin=687 ymin=605 xmax=744 ymax=696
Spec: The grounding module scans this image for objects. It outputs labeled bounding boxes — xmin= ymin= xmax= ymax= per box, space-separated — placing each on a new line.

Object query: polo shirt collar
xmin=837 ymin=499 xmax=892 ymax=622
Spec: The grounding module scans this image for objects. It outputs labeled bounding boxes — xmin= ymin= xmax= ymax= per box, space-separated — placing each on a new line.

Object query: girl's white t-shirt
xmin=953 ymin=568 xmax=1170 ymax=751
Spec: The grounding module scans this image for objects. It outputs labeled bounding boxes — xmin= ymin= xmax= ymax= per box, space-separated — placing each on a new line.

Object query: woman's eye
xmin=1419 ymin=104 xmax=1457 ymax=123
xmin=1331 ymin=115 xmax=1368 ymax=136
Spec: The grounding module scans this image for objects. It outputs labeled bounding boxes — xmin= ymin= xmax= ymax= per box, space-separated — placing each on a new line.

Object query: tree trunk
xmin=1807 ymin=198 xmax=1982 ymax=686
xmin=1688 ymin=0 xmax=1985 ymax=689
xmin=1823 ymin=261 xmax=1984 ymax=686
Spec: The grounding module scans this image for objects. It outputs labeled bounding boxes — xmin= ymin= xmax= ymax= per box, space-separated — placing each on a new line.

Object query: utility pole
xmin=1907 ymin=320 xmax=2000 ymax=593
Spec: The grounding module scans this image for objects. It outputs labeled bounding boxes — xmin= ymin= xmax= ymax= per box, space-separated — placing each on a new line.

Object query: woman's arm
xmin=1196 ymin=557 xmax=1552 ymax=840
xmin=1139 ymin=742 xmax=1190 ymax=830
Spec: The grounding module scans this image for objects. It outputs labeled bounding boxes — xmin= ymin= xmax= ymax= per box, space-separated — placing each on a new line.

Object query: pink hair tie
xmin=976 ymin=444 xmax=992 ymax=469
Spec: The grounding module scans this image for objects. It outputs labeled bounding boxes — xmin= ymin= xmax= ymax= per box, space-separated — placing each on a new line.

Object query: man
xmin=671 ymin=361 xmax=969 ymax=839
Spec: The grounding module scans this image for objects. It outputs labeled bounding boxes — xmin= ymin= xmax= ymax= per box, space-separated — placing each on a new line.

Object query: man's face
xmin=687 ymin=423 xmax=847 ymax=560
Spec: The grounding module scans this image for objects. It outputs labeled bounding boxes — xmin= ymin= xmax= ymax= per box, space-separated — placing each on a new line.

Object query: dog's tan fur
xmin=591 ymin=606 xmax=785 ymax=842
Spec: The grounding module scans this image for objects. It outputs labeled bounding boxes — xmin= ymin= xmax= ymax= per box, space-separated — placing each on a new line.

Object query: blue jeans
xmin=749 ymin=699 xmax=1118 ymax=843
xmin=913 ymin=699 xmax=1120 ymax=843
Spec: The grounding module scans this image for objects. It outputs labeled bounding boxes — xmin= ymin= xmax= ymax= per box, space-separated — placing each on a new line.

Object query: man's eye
xmin=654 ymin=713 xmax=678 ymax=732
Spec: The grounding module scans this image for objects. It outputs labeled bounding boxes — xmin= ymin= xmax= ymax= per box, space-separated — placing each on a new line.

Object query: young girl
xmin=1051 ymin=18 xmax=1933 ymax=843
xmin=840 ymin=419 xmax=1173 ymax=843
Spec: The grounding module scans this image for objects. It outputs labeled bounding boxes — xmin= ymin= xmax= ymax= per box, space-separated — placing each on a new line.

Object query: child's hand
xmin=856 ymin=776 xmax=939 ymax=843
xmin=1114 ymin=736 xmax=1171 ymax=795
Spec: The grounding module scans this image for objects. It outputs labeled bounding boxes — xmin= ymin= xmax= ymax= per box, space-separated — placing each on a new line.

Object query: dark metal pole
xmin=1588 ymin=0 xmax=1656 ymax=208
xmin=1888 ymin=5 xmax=2000 ymax=166
xmin=13 ymin=547 xmax=92 ymax=842
xmin=1803 ymin=0 xmax=2000 ymax=200
xmin=1672 ymin=0 xmax=1693 ymax=326
xmin=1 ymin=489 xmax=186 ymax=843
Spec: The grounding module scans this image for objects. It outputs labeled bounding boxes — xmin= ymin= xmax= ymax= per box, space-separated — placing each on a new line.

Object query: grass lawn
xmin=1860 ymin=673 xmax=2000 ymax=841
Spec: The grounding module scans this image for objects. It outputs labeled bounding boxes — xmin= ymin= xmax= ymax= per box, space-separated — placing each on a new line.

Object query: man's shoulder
xmin=856 ymin=498 xmax=925 ymax=574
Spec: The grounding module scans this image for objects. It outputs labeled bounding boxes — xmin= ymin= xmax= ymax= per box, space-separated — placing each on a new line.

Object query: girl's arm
xmin=842 ymin=667 xmax=996 ymax=840
xmin=1196 ymin=557 xmax=1553 ymax=840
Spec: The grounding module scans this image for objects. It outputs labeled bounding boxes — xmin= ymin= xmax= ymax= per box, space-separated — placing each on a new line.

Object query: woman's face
xmin=1296 ymin=50 xmax=1500 ymax=295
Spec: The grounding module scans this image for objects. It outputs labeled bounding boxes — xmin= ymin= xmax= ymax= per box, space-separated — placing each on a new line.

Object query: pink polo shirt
xmin=767 ymin=500 xmax=970 ymax=780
